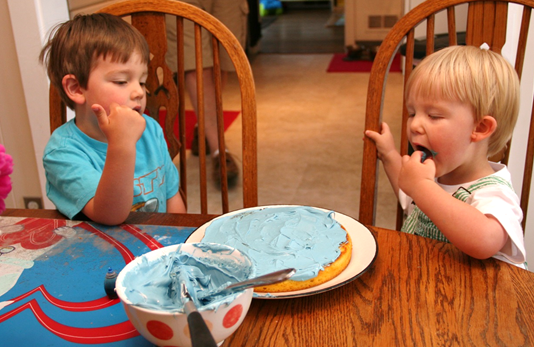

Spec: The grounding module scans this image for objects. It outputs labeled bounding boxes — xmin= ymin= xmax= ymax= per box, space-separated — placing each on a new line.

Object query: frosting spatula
xmin=180 ymin=280 xmax=217 ymax=347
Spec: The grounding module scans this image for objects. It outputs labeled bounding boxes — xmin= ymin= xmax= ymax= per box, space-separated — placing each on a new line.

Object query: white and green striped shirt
xmin=399 ymin=162 xmax=526 ymax=268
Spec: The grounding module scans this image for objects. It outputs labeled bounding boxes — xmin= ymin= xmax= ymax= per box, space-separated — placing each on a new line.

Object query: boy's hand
xmin=92 ymin=103 xmax=146 ymax=146
xmin=398 ymin=151 xmax=436 ymax=197
xmin=364 ymin=122 xmax=398 ymax=163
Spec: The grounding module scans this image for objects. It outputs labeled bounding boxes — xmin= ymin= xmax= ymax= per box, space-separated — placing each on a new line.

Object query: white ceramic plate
xmin=185 ymin=205 xmax=378 ymax=299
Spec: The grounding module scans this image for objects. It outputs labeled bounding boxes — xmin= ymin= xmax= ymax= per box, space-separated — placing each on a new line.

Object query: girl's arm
xmin=400 ymin=153 xmax=508 ymax=259
xmin=365 ymin=122 xmax=403 ymax=198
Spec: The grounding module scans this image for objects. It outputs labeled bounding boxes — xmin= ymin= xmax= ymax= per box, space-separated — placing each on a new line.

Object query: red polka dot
xmin=146 ymin=320 xmax=174 ymax=340
xmin=223 ymin=304 xmax=243 ymax=328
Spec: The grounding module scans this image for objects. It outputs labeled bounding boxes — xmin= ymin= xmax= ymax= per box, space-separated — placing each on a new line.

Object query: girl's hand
xmin=398 ymin=151 xmax=436 ymax=197
xmin=364 ymin=122 xmax=397 ymax=163
xmin=365 ymin=122 xmax=403 ymax=197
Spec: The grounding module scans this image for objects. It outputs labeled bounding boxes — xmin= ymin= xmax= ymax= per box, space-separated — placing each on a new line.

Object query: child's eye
xmin=113 ymin=81 xmax=127 ymax=85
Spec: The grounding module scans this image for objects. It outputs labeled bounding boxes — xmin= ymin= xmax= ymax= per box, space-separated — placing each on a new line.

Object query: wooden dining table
xmin=1 ymin=208 xmax=533 ymax=346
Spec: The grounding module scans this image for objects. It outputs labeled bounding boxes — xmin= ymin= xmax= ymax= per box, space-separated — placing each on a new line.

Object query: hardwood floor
xmin=184 ymin=53 xmax=402 ymax=231
xmin=259 ymin=3 xmax=345 ymax=54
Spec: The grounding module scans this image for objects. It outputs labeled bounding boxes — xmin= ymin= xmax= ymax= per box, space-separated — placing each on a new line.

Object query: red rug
xmin=327 ymin=54 xmax=402 ymax=73
xmin=158 ymin=110 xmax=240 ymax=149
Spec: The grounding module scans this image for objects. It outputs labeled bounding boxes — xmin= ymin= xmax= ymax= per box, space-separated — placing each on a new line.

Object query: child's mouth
xmin=416 ymin=146 xmax=438 ymax=162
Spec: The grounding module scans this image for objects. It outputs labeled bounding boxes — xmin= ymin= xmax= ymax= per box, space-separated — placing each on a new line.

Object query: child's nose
xmin=409 ymin=114 xmax=425 ymax=133
xmin=131 ymin=83 xmax=145 ymax=99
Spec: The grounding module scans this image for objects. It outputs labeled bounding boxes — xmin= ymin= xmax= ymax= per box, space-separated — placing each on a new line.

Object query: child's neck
xmin=437 ymin=156 xmax=495 ymax=186
xmin=74 ymin=109 xmax=107 ymax=143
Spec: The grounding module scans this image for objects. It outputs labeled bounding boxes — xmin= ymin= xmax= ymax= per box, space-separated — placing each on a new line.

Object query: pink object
xmin=0 ymin=144 xmax=13 ymax=214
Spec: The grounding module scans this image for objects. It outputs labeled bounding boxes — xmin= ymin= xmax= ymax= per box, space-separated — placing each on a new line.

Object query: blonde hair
xmin=405 ymin=45 xmax=520 ymax=157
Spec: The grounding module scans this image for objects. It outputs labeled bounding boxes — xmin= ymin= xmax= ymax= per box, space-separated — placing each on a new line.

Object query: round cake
xmin=201 ymin=206 xmax=352 ymax=292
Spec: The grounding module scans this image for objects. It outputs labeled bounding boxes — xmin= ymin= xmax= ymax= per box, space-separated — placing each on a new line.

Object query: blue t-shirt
xmin=43 ymin=115 xmax=179 ymax=219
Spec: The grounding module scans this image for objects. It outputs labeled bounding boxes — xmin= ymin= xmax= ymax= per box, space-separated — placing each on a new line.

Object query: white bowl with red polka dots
xmin=115 ymin=243 xmax=254 ymax=347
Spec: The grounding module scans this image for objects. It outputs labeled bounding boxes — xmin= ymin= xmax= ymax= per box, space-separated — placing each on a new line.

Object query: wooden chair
xmin=49 ymin=0 xmax=258 ymax=214
xmin=359 ymin=0 xmax=534 ymax=232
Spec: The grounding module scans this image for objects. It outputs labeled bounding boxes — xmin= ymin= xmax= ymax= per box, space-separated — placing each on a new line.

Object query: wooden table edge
xmin=1 ymin=208 xmax=219 ymax=228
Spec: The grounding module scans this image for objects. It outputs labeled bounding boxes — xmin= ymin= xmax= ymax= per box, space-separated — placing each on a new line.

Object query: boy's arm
xmin=364 ymin=122 xmax=403 ymax=198
xmin=167 ymin=193 xmax=187 ymax=213
xmin=82 ymin=104 xmax=146 ymax=225
xmin=400 ymin=153 xmax=508 ymax=259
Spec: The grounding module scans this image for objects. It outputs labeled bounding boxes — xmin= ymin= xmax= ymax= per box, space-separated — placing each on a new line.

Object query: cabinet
xmin=344 ymin=0 xmax=402 ymax=47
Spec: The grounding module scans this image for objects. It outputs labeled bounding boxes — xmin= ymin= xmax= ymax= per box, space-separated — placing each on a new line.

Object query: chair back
xmin=359 ymin=0 xmax=534 ymax=232
xmin=49 ymin=0 xmax=258 ymax=214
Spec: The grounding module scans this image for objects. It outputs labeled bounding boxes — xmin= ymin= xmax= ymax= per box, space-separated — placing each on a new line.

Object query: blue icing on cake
xmin=202 ymin=206 xmax=347 ymax=282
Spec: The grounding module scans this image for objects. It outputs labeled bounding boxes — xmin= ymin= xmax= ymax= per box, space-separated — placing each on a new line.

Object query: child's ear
xmin=471 ymin=115 xmax=497 ymax=142
xmin=62 ymin=74 xmax=85 ymax=105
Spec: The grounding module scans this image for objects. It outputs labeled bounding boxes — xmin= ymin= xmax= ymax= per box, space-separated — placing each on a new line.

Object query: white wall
xmin=0 ymin=0 xmax=50 ymax=210
xmin=505 ymin=4 xmax=534 ymax=268
xmin=3 ymin=0 xmax=69 ymax=209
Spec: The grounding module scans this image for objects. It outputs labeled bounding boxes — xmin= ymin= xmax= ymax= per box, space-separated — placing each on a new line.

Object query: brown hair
xmin=405 ymin=45 xmax=520 ymax=157
xmin=39 ymin=13 xmax=150 ymax=109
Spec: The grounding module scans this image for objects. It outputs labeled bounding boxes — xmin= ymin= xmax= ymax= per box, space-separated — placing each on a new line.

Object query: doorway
xmin=259 ymin=1 xmax=345 ymax=54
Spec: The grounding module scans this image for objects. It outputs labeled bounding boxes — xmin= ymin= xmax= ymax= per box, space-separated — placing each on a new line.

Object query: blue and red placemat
xmin=0 ymin=216 xmax=194 ymax=346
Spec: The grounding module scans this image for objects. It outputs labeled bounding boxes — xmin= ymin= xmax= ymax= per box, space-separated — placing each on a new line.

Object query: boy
xmin=365 ymin=45 xmax=526 ymax=267
xmin=40 ymin=13 xmax=186 ymax=225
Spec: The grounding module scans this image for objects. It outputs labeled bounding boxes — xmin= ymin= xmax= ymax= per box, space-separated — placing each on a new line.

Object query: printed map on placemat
xmin=0 ymin=217 xmax=194 ymax=346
